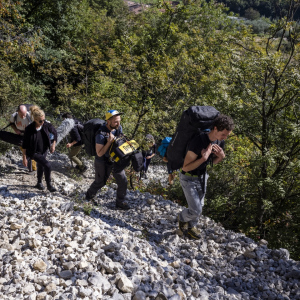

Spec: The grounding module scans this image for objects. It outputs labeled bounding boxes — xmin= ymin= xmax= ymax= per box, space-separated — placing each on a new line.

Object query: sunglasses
xmin=38 ymin=119 xmax=45 ymax=124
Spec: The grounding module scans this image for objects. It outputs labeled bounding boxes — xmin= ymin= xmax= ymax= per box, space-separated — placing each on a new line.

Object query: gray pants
xmin=86 ymin=159 xmax=127 ymax=204
xmin=178 ymin=172 xmax=208 ymax=228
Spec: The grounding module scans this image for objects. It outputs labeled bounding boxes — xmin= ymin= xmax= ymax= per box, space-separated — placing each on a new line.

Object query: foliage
xmin=216 ymin=0 xmax=299 ymax=20
xmin=243 ymin=18 xmax=271 ymax=34
xmin=244 ymin=8 xmax=260 ymax=20
xmin=1 ymin=0 xmax=300 ymax=259
xmin=206 ymin=10 xmax=300 ymax=259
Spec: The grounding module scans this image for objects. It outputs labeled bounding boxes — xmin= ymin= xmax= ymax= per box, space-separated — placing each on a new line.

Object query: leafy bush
xmin=244 ymin=8 xmax=260 ymax=20
xmin=244 ymin=18 xmax=270 ymax=34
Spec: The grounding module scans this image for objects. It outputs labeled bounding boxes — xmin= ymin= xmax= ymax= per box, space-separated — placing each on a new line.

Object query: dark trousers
xmin=32 ymin=152 xmax=52 ymax=184
xmin=143 ymin=157 xmax=151 ymax=173
xmin=86 ymin=159 xmax=127 ymax=203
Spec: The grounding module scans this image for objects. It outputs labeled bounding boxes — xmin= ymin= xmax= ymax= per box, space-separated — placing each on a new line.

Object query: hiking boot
xmin=116 ymin=202 xmax=130 ymax=210
xmin=186 ymin=227 xmax=201 ymax=240
xmin=143 ymin=173 xmax=148 ymax=179
xmin=86 ymin=192 xmax=95 ymax=201
xmin=47 ymin=184 xmax=57 ymax=193
xmin=178 ymin=215 xmax=188 ymax=233
xmin=79 ymin=165 xmax=88 ymax=173
xmin=35 ymin=182 xmax=45 ymax=190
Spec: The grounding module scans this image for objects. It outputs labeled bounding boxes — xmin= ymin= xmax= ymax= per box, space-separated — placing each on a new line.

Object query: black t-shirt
xmin=69 ymin=124 xmax=83 ymax=146
xmin=95 ymin=125 xmax=122 ymax=162
xmin=36 ymin=129 xmax=49 ymax=154
xmin=187 ymin=133 xmax=225 ymax=175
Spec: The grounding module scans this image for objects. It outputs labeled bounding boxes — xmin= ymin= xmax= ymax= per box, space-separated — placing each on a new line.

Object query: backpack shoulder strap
xmin=26 ymin=112 xmax=31 ymax=124
xmin=14 ymin=112 xmax=18 ymax=124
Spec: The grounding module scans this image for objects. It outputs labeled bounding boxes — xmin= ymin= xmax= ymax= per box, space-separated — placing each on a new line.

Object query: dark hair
xmin=62 ymin=113 xmax=73 ymax=119
xmin=213 ymin=114 xmax=234 ymax=131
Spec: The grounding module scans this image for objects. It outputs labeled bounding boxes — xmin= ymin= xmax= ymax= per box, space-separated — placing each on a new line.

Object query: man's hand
xmin=107 ymin=132 xmax=115 ymax=144
xmin=66 ymin=143 xmax=72 ymax=148
xmin=11 ymin=124 xmax=21 ymax=135
xmin=23 ymin=157 xmax=28 ymax=167
xmin=201 ymin=144 xmax=213 ymax=161
xmin=212 ymin=144 xmax=225 ymax=159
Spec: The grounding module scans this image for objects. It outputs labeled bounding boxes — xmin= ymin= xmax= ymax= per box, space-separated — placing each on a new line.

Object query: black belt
xmin=180 ymin=169 xmax=198 ymax=178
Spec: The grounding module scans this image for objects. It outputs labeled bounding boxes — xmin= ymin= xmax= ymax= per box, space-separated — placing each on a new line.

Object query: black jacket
xmin=22 ymin=121 xmax=57 ymax=158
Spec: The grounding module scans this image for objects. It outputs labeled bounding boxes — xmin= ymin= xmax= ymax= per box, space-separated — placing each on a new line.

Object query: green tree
xmin=88 ymin=0 xmax=241 ymax=140
xmin=208 ymin=7 xmax=300 ymax=258
xmin=244 ymin=7 xmax=260 ymax=19
xmin=0 ymin=0 xmax=46 ymax=114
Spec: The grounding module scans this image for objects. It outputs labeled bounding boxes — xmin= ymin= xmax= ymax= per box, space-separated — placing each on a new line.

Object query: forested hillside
xmin=216 ymin=0 xmax=300 ymax=20
xmin=0 ymin=0 xmax=299 ymax=259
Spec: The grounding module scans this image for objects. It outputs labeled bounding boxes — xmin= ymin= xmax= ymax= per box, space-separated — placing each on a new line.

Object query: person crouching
xmin=22 ymin=106 xmax=57 ymax=192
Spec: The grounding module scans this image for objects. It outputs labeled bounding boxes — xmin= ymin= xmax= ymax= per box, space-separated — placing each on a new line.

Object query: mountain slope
xmin=0 ymin=149 xmax=299 ymax=300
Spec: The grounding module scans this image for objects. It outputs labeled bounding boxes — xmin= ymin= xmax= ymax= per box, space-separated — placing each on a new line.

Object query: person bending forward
xmin=178 ymin=114 xmax=234 ymax=240
xmin=86 ymin=110 xmax=130 ymax=210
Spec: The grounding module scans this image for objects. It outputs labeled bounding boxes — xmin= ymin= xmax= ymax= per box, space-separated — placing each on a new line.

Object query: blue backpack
xmin=158 ymin=137 xmax=172 ymax=158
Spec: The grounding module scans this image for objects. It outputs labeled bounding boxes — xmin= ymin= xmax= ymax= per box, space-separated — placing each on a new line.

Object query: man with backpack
xmin=62 ymin=113 xmax=87 ymax=173
xmin=9 ymin=104 xmax=37 ymax=174
xmin=177 ymin=114 xmax=234 ymax=240
xmin=85 ymin=110 xmax=130 ymax=210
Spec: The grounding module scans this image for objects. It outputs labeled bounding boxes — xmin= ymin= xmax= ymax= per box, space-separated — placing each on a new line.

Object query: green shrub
xmin=244 ymin=18 xmax=270 ymax=34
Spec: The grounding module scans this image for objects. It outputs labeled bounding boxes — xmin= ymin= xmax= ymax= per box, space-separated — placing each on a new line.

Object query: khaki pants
xmin=68 ymin=145 xmax=84 ymax=169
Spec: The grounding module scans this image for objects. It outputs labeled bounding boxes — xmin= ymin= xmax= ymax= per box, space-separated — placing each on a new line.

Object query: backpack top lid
xmin=161 ymin=137 xmax=172 ymax=144
xmin=187 ymin=106 xmax=219 ymax=129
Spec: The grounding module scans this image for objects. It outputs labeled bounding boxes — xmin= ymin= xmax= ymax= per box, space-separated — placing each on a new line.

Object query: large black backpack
xmin=82 ymin=119 xmax=106 ymax=156
xmin=167 ymin=106 xmax=219 ymax=171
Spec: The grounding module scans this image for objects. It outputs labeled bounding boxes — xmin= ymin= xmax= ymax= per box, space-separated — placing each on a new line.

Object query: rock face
xmin=0 ymin=149 xmax=300 ymax=300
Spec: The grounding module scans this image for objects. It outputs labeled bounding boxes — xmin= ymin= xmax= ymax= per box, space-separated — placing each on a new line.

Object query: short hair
xmin=213 ymin=114 xmax=234 ymax=131
xmin=62 ymin=113 xmax=73 ymax=119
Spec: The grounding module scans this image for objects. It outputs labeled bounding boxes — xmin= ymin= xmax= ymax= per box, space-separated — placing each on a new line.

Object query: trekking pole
xmin=1 ymin=124 xmax=11 ymax=131
xmin=65 ymin=137 xmax=74 ymax=168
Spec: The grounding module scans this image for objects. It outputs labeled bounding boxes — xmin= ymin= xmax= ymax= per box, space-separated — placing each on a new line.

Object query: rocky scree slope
xmin=0 ymin=149 xmax=299 ymax=300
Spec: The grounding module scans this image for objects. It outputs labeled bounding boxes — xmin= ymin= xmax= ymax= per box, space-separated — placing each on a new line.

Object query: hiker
xmin=85 ymin=110 xmax=130 ymax=210
xmin=178 ymin=114 xmax=234 ymax=240
xmin=22 ymin=106 xmax=57 ymax=192
xmin=62 ymin=113 xmax=87 ymax=173
xmin=9 ymin=104 xmax=37 ymax=174
xmin=158 ymin=137 xmax=176 ymax=185
xmin=140 ymin=134 xmax=156 ymax=179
